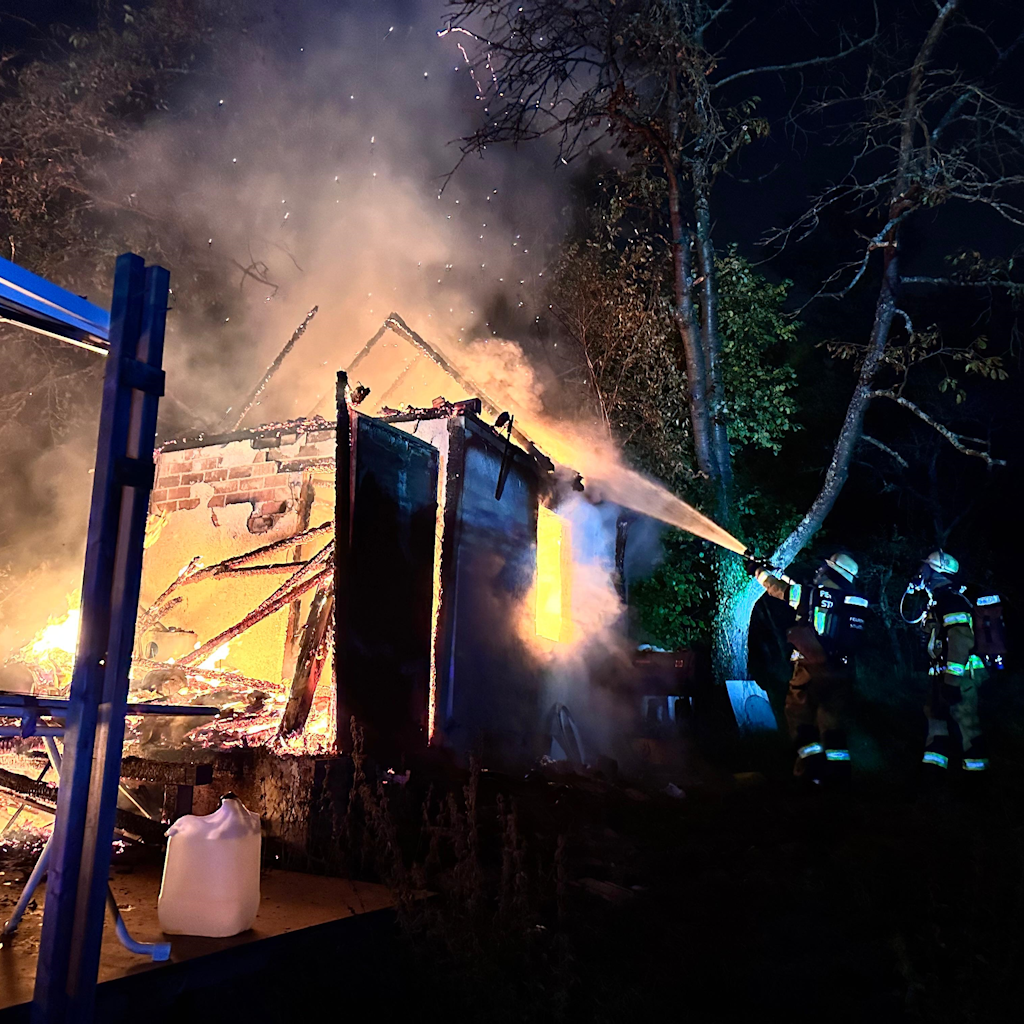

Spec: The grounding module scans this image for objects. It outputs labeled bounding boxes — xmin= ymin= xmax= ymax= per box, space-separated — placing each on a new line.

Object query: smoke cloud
xmin=106 ymin=0 xmax=565 ymax=430
xmin=3 ymin=0 xmax=738 ymax=723
xmin=1 ymin=0 xmax=567 ymax=656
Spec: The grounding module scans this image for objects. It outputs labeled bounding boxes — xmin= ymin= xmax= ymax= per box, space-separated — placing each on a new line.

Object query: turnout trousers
xmin=784 ymin=660 xmax=852 ymax=783
xmin=923 ymin=666 xmax=987 ymax=773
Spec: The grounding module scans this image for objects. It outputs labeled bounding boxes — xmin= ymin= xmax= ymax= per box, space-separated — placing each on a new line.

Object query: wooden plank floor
xmin=0 ymin=860 xmax=394 ymax=1013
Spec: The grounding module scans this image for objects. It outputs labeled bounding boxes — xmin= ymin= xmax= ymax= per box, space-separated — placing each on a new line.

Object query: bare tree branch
xmin=861 ymin=434 xmax=909 ymax=468
xmin=869 ymin=390 xmax=1005 ymax=466
xmin=711 ymin=3 xmax=878 ymax=90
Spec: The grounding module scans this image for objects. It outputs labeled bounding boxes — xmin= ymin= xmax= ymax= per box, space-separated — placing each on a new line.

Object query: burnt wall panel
xmin=441 ymin=431 xmax=543 ymax=768
xmin=140 ymin=424 xmax=336 ymax=690
xmin=341 ymin=416 xmax=438 ymax=761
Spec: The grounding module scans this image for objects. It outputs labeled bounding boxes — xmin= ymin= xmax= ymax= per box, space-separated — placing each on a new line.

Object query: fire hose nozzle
xmin=742 ymin=549 xmax=774 ymax=577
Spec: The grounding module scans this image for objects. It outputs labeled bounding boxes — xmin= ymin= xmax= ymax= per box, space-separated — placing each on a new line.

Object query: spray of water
xmin=536 ymin=430 xmax=746 ymax=554
xmin=568 ymin=454 xmax=747 ymax=555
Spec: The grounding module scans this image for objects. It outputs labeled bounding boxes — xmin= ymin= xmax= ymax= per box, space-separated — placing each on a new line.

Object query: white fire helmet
xmin=825 ymin=552 xmax=859 ymax=584
xmin=925 ymin=550 xmax=959 ymax=576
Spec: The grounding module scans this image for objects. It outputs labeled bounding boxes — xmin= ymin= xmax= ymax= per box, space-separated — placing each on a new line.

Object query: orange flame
xmin=27 ymin=598 xmax=81 ymax=660
xmin=535 ymin=506 xmax=572 ymax=644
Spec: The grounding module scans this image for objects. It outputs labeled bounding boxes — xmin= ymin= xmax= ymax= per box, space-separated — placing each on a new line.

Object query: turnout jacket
xmin=755 ymin=568 xmax=856 ymax=686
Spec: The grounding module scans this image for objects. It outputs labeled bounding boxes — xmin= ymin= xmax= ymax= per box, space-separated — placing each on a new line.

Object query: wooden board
xmin=0 ymin=862 xmax=394 ymax=1013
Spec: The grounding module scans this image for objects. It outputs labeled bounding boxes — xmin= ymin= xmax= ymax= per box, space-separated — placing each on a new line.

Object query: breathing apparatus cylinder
xmin=972 ymin=592 xmax=1008 ymax=670
xmin=901 ymin=571 xmax=1009 ymax=670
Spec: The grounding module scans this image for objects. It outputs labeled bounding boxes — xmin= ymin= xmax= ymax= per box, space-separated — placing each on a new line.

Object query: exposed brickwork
xmin=150 ymin=423 xmax=336 ymax=529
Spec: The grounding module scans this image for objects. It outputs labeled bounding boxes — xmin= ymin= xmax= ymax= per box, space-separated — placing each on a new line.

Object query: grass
xmin=330 ymin=681 xmax=1024 ymax=1024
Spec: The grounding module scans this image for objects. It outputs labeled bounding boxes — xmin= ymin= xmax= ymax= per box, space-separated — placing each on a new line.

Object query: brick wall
xmin=151 ymin=422 xmax=336 ymax=534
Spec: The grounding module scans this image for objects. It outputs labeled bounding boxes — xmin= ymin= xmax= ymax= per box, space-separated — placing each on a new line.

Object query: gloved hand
xmin=743 ymin=551 xmax=765 ymax=577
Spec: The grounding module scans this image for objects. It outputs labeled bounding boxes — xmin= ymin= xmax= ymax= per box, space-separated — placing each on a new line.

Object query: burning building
xmin=3 ymin=312 xmax=706 ymax=854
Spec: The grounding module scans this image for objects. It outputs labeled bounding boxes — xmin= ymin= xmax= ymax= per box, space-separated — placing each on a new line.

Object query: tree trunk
xmin=667 ymin=170 xmax=715 ymax=479
xmin=693 ymin=191 xmax=733 ymax=511
xmin=759 ymin=2 xmax=956 ymax=576
xmin=769 ymin=251 xmax=900 ymax=575
xmin=712 ymin=554 xmax=763 ymax=681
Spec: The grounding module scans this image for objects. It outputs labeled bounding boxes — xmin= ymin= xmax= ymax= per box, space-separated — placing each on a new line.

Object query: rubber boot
xmin=792 ymin=726 xmax=826 ymax=789
xmin=822 ymin=729 xmax=852 ymax=791
xmin=960 ymin=735 xmax=989 ymax=795
xmin=921 ymin=732 xmax=951 ymax=787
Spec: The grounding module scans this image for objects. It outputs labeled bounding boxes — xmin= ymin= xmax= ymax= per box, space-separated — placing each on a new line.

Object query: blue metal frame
xmin=28 ymin=253 xmax=168 ymax=1023
xmin=0 ymin=254 xmax=110 ymax=353
xmin=0 ymin=693 xmax=217 ymax=737
xmin=1 ymin=704 xmax=213 ymax=960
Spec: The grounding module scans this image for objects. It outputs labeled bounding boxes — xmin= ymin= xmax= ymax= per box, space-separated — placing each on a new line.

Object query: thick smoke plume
xmin=3 ymin=0 xmax=741 ymax=680
xmin=1 ymin=0 xmax=562 ymax=657
xmin=111 ymin=1 xmax=563 ymax=431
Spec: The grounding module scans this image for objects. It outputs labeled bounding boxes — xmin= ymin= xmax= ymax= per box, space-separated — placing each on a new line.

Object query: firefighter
xmin=746 ymin=552 xmax=868 ymax=786
xmin=907 ymin=551 xmax=989 ymax=777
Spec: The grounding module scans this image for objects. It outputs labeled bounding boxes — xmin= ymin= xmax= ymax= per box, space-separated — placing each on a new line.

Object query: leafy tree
xmin=444 ymin=0 xmax=874 ymax=679
xmin=550 ymin=172 xmax=800 ymax=650
xmin=551 ymin=196 xmax=799 ymax=491
xmin=756 ymin=0 xmax=1020 ymax=591
xmin=629 ymin=532 xmax=713 ymax=650
xmin=715 ymin=250 xmax=798 ymax=453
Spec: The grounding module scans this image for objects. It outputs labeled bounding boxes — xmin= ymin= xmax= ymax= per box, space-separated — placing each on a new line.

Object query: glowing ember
xmin=2 ymin=594 xmax=83 ymax=695
xmin=0 ymin=793 xmax=54 ymax=835
xmin=197 ymin=642 xmax=231 ymax=671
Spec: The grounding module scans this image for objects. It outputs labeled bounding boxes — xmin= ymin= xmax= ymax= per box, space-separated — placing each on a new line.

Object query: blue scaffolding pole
xmin=1 ymin=252 xmax=171 ymax=1022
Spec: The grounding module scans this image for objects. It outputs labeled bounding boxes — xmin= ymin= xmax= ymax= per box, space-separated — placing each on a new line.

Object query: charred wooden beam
xmin=224 ymin=305 xmax=319 ymax=431
xmin=212 ymin=562 xmax=315 ymax=579
xmin=0 ymin=764 xmax=57 ymax=806
xmin=278 ymin=579 xmax=335 ymax=736
xmin=345 ymin=323 xmax=388 ymax=376
xmin=149 ymin=520 xmax=335 ymax=613
xmin=379 ymin=398 xmax=483 ymax=422
xmin=0 ymin=767 xmax=165 ymax=843
xmin=179 ymin=543 xmax=334 ymax=667
xmin=118 ymin=758 xmax=213 ymax=786
xmin=384 ymin=313 xmax=531 ymax=446
xmin=283 ymin=471 xmax=317 ymax=680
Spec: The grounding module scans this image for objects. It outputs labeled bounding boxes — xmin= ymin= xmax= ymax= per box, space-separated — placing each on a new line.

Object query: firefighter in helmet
xmin=906 ymin=551 xmax=988 ymax=776
xmin=747 ymin=552 xmax=868 ymax=786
